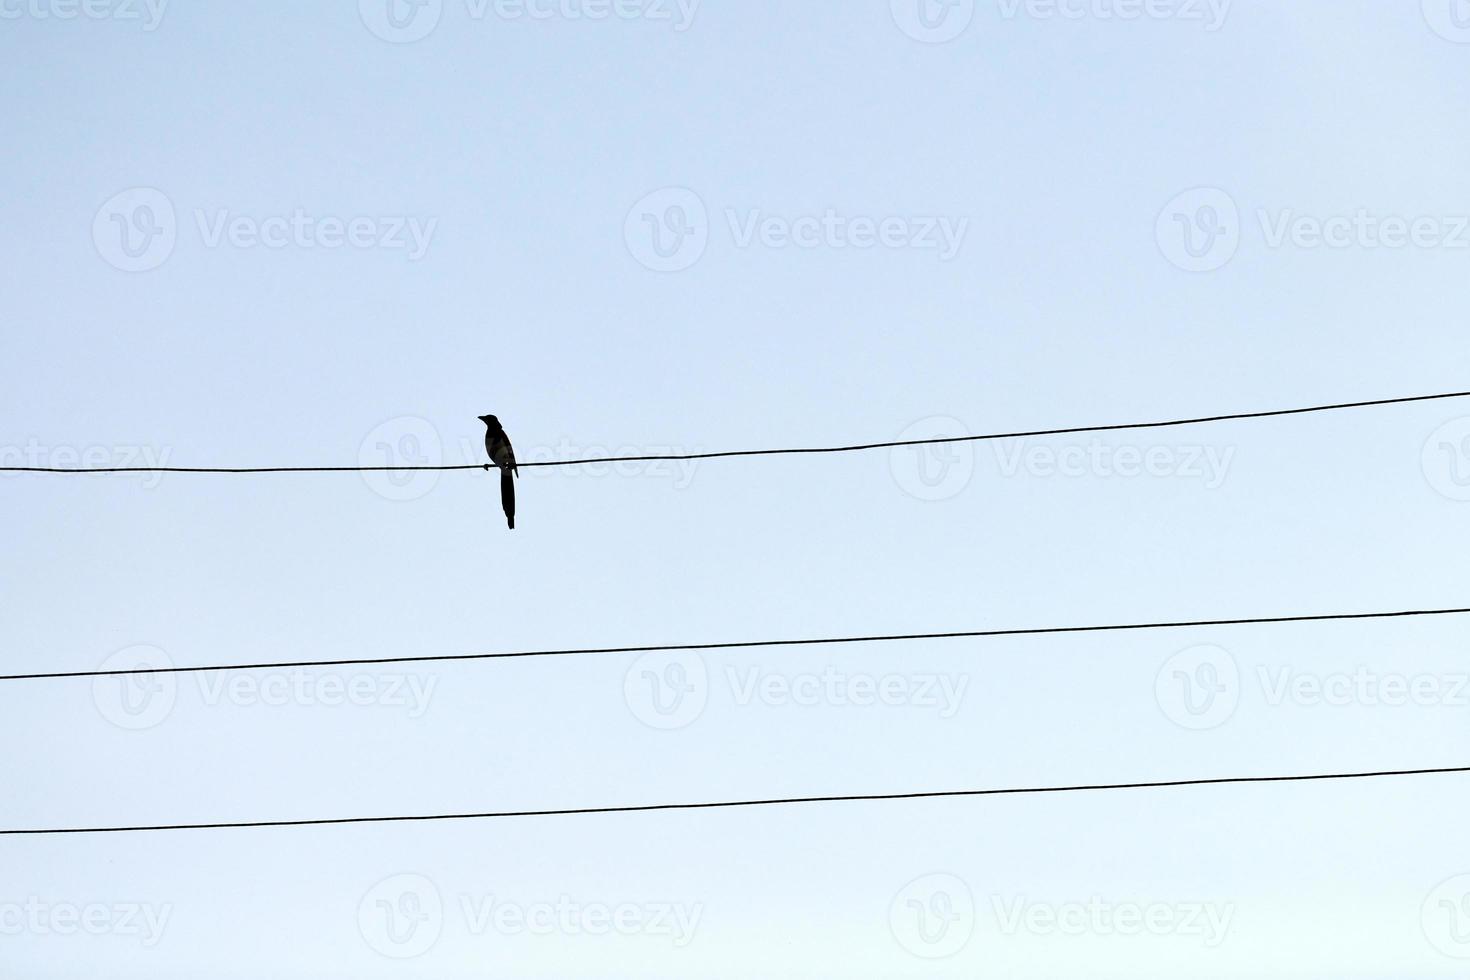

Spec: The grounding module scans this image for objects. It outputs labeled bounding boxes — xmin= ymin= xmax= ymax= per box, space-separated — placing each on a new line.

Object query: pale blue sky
xmin=4 ymin=1 xmax=1470 ymax=976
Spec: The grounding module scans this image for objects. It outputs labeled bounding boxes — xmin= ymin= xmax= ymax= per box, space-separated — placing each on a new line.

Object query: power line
xmin=7 ymin=606 xmax=1467 ymax=682
xmin=3 ymin=389 xmax=1466 ymax=475
xmin=4 ymin=765 xmax=1464 ymax=836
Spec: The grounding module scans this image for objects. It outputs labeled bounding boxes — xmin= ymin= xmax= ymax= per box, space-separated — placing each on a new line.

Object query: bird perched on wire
xmin=479 ymin=414 xmax=518 ymax=529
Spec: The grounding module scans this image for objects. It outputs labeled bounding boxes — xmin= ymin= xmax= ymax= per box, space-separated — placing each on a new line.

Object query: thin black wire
xmin=7 ymin=606 xmax=1467 ymax=682
xmin=3 ymin=390 xmax=1466 ymax=474
xmin=4 ymin=766 xmax=1464 ymax=836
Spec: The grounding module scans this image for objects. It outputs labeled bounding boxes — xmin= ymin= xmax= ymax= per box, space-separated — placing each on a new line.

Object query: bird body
xmin=479 ymin=414 xmax=518 ymax=529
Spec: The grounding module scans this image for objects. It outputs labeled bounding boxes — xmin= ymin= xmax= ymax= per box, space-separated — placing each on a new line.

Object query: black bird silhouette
xmin=479 ymin=414 xmax=518 ymax=529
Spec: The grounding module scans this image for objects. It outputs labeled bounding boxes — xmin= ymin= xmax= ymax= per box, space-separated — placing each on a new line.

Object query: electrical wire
xmin=3 ymin=390 xmax=1465 ymax=474
xmin=4 ymin=766 xmax=1464 ymax=836
xmin=6 ymin=606 xmax=1466 ymax=682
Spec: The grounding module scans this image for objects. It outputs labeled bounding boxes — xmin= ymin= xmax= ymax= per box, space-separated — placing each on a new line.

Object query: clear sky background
xmin=4 ymin=0 xmax=1470 ymax=976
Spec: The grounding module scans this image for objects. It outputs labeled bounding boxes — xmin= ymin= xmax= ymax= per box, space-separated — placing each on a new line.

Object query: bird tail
xmin=500 ymin=468 xmax=516 ymax=530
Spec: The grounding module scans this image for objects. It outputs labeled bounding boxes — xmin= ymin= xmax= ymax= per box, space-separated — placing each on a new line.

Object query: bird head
xmin=478 ymin=414 xmax=501 ymax=429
